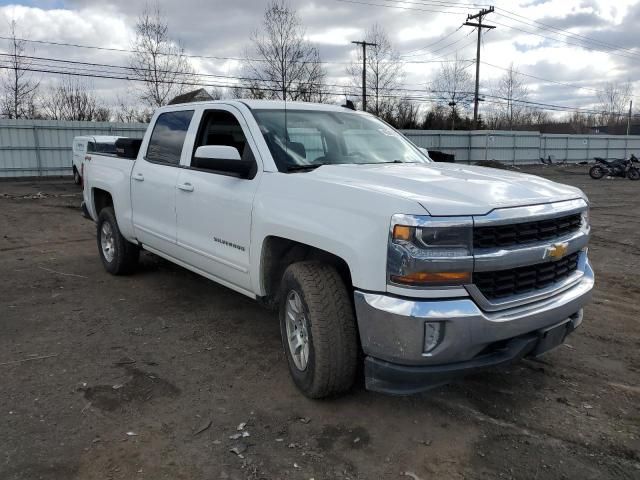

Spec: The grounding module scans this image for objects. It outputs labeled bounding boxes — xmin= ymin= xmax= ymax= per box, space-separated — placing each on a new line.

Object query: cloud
xmin=0 ymin=0 xmax=637 ymax=117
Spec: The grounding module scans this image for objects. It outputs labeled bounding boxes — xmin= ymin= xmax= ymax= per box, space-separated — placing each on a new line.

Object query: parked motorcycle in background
xmin=589 ymin=154 xmax=640 ymax=180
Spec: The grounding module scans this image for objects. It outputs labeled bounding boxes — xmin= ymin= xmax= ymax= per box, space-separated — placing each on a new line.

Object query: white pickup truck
xmin=82 ymin=100 xmax=594 ymax=398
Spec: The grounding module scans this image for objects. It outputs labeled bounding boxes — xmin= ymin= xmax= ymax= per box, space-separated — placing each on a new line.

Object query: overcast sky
xmin=1 ymin=0 xmax=639 ymax=116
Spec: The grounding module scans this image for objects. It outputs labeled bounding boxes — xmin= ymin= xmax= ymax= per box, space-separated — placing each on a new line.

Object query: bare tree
xmin=598 ymin=81 xmax=632 ymax=127
xmin=391 ymin=98 xmax=422 ymax=129
xmin=129 ymin=2 xmax=194 ymax=107
xmin=566 ymin=110 xmax=598 ymax=134
xmin=242 ymin=1 xmax=326 ymax=102
xmin=41 ymin=77 xmax=109 ymax=121
xmin=492 ymin=63 xmax=530 ymax=129
xmin=347 ymin=24 xmax=403 ymax=116
xmin=429 ymin=55 xmax=474 ymax=130
xmin=114 ymin=93 xmax=152 ymax=123
xmin=0 ymin=20 xmax=39 ymax=119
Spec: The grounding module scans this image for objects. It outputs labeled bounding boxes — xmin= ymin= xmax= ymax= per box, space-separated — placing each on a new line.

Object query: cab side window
xmin=146 ymin=110 xmax=194 ymax=165
xmin=192 ymin=110 xmax=256 ymax=172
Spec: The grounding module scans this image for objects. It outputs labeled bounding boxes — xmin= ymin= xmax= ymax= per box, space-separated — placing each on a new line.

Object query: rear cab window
xmin=146 ymin=110 xmax=194 ymax=165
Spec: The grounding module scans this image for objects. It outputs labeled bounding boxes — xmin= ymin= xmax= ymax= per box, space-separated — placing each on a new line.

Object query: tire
xmin=589 ymin=165 xmax=606 ymax=179
xmin=628 ymin=168 xmax=640 ymax=181
xmin=73 ymin=168 xmax=81 ymax=185
xmin=279 ymin=261 xmax=358 ymax=398
xmin=96 ymin=207 xmax=139 ymax=275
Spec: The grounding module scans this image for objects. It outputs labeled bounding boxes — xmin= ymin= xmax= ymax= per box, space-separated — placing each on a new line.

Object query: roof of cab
xmin=158 ymin=99 xmax=356 ymax=113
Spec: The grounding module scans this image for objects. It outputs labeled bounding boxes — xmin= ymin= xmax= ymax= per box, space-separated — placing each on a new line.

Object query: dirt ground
xmin=1 ymin=165 xmax=638 ymax=480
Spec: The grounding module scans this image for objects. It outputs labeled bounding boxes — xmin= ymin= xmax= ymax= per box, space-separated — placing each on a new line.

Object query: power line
xmin=1 ymin=46 xmax=619 ymax=114
xmin=494 ymin=7 xmax=639 ymax=58
xmin=489 ymin=17 xmax=640 ymax=62
xmin=400 ymin=26 xmax=463 ymax=57
xmin=0 ymin=60 xmax=453 ymax=100
xmin=338 ymin=0 xmax=640 ymax=62
xmin=426 ymin=28 xmax=478 ymax=61
xmin=480 ymin=61 xmax=640 ymax=100
xmin=0 ymin=34 xmax=470 ymax=66
xmin=335 ymin=0 xmax=472 ymax=15
xmin=5 ymin=60 xmax=631 ymax=118
xmin=389 ymin=0 xmax=640 ymax=58
xmin=382 ymin=0 xmax=489 ymax=7
xmin=0 ymin=52 xmax=467 ymax=92
xmin=9 ymin=60 xmax=638 ymax=119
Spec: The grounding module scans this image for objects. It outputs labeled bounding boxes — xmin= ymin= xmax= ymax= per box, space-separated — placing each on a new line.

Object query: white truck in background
xmin=81 ymin=100 xmax=593 ymax=398
xmin=72 ymin=136 xmax=121 ymax=185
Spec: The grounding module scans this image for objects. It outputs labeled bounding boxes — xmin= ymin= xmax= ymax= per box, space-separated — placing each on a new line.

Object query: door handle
xmin=132 ymin=173 xmax=144 ymax=181
xmin=177 ymin=182 xmax=194 ymax=192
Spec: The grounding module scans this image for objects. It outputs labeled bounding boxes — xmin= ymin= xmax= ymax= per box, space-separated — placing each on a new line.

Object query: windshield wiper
xmin=285 ymin=163 xmax=324 ymax=173
xmin=356 ymin=160 xmax=418 ymax=165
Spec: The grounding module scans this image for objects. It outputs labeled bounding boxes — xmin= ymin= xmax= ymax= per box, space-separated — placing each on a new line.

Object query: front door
xmin=175 ymin=107 xmax=261 ymax=293
xmin=131 ymin=109 xmax=194 ymax=253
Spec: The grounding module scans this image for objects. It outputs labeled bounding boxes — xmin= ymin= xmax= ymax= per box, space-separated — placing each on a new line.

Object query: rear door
xmin=131 ymin=109 xmax=195 ymax=254
xmin=174 ymin=106 xmax=262 ymax=293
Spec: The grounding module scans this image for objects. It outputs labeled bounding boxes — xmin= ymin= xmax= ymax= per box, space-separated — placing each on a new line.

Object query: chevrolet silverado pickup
xmin=82 ymin=100 xmax=594 ymax=398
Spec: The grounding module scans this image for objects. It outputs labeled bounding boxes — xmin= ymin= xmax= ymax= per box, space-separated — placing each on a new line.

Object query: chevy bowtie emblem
xmin=545 ymin=242 xmax=569 ymax=260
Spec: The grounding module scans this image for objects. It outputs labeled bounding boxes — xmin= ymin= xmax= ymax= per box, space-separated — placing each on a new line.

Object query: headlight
xmin=388 ymin=215 xmax=473 ymax=287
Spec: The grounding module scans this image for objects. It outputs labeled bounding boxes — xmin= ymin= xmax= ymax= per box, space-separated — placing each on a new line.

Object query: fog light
xmin=424 ymin=322 xmax=443 ymax=353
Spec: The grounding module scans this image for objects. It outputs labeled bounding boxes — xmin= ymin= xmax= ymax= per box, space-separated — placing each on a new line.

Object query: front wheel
xmin=96 ymin=207 xmax=139 ymax=275
xmin=279 ymin=262 xmax=358 ymax=398
xmin=73 ymin=168 xmax=81 ymax=185
xmin=628 ymin=168 xmax=640 ymax=181
xmin=589 ymin=165 xmax=606 ymax=179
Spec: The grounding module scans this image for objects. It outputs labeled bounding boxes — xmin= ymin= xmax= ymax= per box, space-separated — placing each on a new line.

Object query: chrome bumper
xmin=354 ymin=259 xmax=594 ymax=391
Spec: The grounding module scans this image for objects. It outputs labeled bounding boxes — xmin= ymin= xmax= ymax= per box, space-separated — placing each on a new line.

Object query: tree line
xmin=0 ymin=0 xmax=634 ymax=132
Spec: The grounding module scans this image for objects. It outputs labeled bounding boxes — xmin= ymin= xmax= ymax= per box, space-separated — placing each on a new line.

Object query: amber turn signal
xmin=393 ymin=225 xmax=413 ymax=241
xmin=390 ymin=271 xmax=471 ymax=286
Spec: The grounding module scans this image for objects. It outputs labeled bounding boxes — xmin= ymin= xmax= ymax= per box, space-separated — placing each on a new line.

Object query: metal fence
xmin=0 ymin=119 xmax=147 ymax=178
xmin=403 ymin=130 xmax=640 ymax=165
xmin=3 ymin=120 xmax=640 ymax=177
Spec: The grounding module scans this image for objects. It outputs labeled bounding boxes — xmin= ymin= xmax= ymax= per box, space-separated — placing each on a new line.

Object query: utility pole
xmin=351 ymin=40 xmax=377 ymax=112
xmin=627 ymin=100 xmax=633 ymax=135
xmin=464 ymin=6 xmax=495 ymax=129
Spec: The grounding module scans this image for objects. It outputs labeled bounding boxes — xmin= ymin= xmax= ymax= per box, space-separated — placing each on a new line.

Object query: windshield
xmin=252 ymin=109 xmax=429 ymax=171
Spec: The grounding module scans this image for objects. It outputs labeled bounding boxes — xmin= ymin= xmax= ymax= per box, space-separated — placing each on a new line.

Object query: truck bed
xmin=82 ymin=154 xmax=137 ymax=239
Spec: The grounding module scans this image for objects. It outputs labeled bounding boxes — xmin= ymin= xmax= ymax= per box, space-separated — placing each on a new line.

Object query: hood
xmin=307 ymin=162 xmax=584 ymax=216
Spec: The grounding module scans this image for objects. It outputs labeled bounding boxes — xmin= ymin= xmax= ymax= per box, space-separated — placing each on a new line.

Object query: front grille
xmin=474 ymin=213 xmax=582 ymax=249
xmin=474 ymin=252 xmax=580 ymax=300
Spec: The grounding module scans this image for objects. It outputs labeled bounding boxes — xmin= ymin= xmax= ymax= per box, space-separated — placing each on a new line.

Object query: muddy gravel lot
xmin=1 ymin=165 xmax=639 ymax=480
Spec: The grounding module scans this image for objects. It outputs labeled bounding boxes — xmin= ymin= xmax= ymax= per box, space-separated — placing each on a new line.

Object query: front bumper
xmin=354 ymin=260 xmax=594 ymax=395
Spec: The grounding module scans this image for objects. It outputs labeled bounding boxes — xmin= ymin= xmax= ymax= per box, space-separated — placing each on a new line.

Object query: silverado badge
xmin=544 ymin=242 xmax=569 ymax=261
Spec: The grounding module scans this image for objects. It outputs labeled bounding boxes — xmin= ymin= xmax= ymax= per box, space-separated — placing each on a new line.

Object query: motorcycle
xmin=589 ymin=154 xmax=640 ymax=180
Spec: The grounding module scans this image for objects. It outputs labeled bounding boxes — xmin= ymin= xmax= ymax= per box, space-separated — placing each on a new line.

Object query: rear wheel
xmin=279 ymin=262 xmax=358 ymax=398
xmin=589 ymin=165 xmax=606 ymax=179
xmin=628 ymin=168 xmax=640 ymax=181
xmin=97 ymin=207 xmax=139 ymax=275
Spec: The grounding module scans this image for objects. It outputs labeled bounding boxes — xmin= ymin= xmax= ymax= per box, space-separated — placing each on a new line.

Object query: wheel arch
xmin=92 ymin=188 xmax=114 ymax=216
xmin=258 ymin=236 xmax=354 ymax=303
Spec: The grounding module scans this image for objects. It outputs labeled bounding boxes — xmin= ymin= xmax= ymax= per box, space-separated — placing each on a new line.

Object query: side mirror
xmin=419 ymin=147 xmax=432 ymax=161
xmin=193 ymin=145 xmax=252 ymax=178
